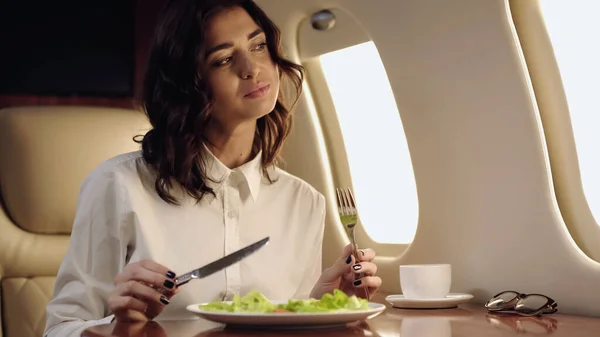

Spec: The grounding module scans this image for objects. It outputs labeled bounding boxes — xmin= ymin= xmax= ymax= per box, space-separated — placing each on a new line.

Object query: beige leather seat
xmin=0 ymin=106 xmax=150 ymax=337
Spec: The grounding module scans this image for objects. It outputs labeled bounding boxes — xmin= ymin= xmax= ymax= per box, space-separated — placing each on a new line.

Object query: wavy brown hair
xmin=137 ymin=0 xmax=304 ymax=205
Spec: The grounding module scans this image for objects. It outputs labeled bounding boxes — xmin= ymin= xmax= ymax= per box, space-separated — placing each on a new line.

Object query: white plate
xmin=385 ymin=293 xmax=474 ymax=309
xmin=186 ymin=301 xmax=386 ymax=329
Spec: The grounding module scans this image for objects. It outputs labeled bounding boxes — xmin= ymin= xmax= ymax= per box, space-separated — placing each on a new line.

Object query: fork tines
xmin=335 ymin=187 xmax=357 ymax=216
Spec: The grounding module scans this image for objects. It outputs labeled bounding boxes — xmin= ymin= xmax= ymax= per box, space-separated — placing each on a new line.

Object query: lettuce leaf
xmin=200 ymin=290 xmax=276 ymax=313
xmin=199 ymin=289 xmax=369 ymax=313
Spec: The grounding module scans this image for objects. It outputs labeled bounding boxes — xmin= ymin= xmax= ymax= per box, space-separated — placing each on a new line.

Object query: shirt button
xmin=227 ymin=210 xmax=236 ymax=218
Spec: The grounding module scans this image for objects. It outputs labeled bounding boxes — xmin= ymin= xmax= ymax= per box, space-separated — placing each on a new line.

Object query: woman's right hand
xmin=108 ymin=259 xmax=179 ymax=322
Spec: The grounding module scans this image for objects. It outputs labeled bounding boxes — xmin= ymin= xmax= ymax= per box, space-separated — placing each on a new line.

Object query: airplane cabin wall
xmin=255 ymin=0 xmax=600 ymax=316
xmin=509 ymin=0 xmax=600 ymax=262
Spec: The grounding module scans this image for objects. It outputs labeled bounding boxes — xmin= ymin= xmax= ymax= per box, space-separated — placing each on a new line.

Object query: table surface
xmin=81 ymin=293 xmax=600 ymax=337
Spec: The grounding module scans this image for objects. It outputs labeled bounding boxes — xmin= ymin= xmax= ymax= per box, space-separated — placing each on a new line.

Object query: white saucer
xmin=385 ymin=293 xmax=474 ymax=309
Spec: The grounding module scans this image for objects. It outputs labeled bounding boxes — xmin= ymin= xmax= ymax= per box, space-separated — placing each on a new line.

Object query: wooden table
xmin=82 ymin=294 xmax=600 ymax=337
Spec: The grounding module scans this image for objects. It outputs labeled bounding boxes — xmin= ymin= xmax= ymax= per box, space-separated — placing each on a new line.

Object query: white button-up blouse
xmin=44 ymin=147 xmax=326 ymax=337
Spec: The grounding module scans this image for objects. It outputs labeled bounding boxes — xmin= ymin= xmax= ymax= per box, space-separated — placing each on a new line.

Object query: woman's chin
xmin=246 ymin=101 xmax=279 ymax=120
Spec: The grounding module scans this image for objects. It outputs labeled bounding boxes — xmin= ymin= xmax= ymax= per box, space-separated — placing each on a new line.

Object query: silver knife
xmin=174 ymin=236 xmax=269 ymax=286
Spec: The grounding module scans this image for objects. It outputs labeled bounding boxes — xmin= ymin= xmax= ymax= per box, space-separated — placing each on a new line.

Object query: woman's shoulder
xmin=83 ymin=150 xmax=150 ymax=187
xmin=269 ymin=167 xmax=325 ymax=208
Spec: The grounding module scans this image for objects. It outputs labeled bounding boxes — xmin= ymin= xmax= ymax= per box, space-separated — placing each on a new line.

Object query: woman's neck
xmin=205 ymin=120 xmax=257 ymax=169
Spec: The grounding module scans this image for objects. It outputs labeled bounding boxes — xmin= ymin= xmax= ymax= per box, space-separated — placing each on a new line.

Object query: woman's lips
xmin=244 ymin=83 xmax=270 ymax=98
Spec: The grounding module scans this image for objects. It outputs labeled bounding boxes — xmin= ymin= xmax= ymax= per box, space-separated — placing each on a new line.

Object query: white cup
xmin=400 ymin=264 xmax=451 ymax=299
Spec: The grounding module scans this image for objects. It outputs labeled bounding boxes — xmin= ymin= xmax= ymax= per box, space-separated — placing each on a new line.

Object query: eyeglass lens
xmin=516 ymin=295 xmax=552 ymax=314
xmin=487 ymin=291 xmax=520 ymax=309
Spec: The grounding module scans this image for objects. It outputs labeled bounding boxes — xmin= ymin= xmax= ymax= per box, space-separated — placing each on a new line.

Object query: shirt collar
xmin=201 ymin=143 xmax=263 ymax=202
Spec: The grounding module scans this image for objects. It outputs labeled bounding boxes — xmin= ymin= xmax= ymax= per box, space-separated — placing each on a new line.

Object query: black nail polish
xmin=352 ymin=264 xmax=362 ymax=271
xmin=163 ymin=280 xmax=174 ymax=289
xmin=346 ymin=255 xmax=352 ymax=264
xmin=353 ymin=280 xmax=362 ymax=286
xmin=166 ymin=271 xmax=176 ymax=279
xmin=160 ymin=296 xmax=170 ymax=305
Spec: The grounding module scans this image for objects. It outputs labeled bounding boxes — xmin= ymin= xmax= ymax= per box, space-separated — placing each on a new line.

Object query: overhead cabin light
xmin=311 ymin=9 xmax=336 ymax=31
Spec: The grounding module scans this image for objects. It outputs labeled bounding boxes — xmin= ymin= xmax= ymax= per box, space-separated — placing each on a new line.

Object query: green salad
xmin=199 ymin=289 xmax=369 ymax=313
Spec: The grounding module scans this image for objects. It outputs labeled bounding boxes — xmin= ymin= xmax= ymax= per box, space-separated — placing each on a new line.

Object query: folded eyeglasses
xmin=485 ymin=290 xmax=558 ymax=316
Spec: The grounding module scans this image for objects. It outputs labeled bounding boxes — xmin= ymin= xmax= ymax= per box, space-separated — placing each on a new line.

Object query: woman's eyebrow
xmin=205 ymin=28 xmax=265 ymax=57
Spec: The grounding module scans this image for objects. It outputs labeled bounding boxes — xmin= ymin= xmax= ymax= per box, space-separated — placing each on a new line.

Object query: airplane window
xmin=320 ymin=41 xmax=418 ymax=244
xmin=539 ymin=1 xmax=600 ymax=227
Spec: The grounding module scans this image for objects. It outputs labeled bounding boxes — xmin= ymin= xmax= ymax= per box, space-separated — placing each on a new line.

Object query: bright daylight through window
xmin=539 ymin=1 xmax=600 ymax=226
xmin=320 ymin=41 xmax=418 ymax=244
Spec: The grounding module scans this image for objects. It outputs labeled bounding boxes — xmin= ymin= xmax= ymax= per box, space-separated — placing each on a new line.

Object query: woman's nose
xmin=239 ymin=56 xmax=260 ymax=79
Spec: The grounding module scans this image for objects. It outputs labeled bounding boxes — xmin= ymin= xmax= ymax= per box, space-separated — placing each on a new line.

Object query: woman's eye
xmin=253 ymin=42 xmax=267 ymax=51
xmin=213 ymin=57 xmax=232 ymax=67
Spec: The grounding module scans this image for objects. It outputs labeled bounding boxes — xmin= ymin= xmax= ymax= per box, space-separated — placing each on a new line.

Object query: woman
xmin=44 ymin=0 xmax=381 ymax=336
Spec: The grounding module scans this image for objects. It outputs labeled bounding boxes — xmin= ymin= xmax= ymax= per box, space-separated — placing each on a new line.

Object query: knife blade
xmin=174 ymin=236 xmax=269 ymax=286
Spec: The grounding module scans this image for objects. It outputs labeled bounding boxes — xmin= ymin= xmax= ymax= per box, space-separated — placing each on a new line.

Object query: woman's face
xmin=202 ymin=6 xmax=280 ymax=127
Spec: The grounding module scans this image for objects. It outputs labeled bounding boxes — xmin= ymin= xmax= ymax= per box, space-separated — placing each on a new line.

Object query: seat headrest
xmin=0 ymin=106 xmax=150 ymax=234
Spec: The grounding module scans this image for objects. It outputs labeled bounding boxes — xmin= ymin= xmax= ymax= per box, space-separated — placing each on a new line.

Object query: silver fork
xmin=336 ymin=187 xmax=370 ymax=299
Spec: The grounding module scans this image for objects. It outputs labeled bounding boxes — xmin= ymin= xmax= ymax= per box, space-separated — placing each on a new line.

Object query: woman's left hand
xmin=310 ymin=243 xmax=382 ymax=300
